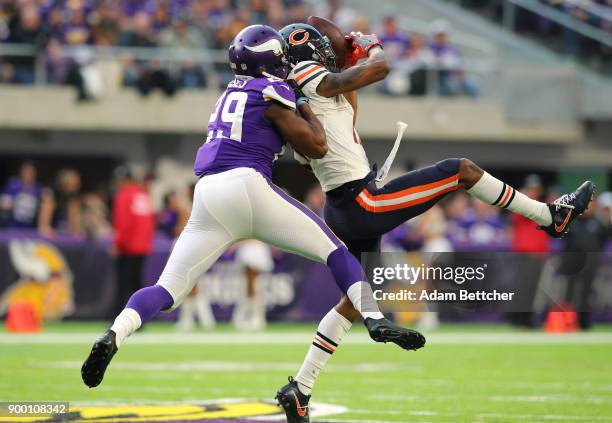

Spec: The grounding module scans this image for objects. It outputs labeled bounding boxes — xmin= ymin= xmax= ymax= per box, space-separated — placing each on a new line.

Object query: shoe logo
xmin=554 ymin=210 xmax=572 ymax=233
xmin=292 ymin=392 xmax=308 ymax=417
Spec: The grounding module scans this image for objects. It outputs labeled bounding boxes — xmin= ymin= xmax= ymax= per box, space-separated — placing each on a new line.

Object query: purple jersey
xmin=379 ymin=31 xmax=411 ymax=61
xmin=1 ymin=178 xmax=43 ymax=228
xmin=194 ymin=76 xmax=296 ymax=179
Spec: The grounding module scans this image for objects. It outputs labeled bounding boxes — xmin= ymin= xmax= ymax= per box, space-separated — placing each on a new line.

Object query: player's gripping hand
xmin=345 ymin=31 xmax=383 ymax=67
xmin=287 ymin=79 xmax=309 ymax=107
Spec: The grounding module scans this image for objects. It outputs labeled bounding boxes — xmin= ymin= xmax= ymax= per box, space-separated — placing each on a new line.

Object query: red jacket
xmin=113 ymin=182 xmax=155 ymax=255
xmin=511 ymin=214 xmax=550 ymax=253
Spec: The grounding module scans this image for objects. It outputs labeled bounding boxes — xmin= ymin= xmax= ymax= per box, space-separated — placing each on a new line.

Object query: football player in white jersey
xmin=275 ymin=23 xmax=594 ymax=422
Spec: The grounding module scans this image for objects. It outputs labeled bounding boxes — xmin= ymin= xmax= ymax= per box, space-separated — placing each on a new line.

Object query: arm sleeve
xmin=262 ymin=80 xmax=296 ymax=110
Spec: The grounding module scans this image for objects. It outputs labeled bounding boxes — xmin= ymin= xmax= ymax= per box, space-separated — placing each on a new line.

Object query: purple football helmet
xmin=228 ymin=25 xmax=290 ymax=79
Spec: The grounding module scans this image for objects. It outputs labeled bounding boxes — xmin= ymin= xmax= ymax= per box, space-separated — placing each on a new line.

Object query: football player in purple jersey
xmin=81 ymin=25 xmax=425 ymax=392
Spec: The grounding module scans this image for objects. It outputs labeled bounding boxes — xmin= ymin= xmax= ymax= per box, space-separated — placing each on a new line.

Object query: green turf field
xmin=2 ymin=322 xmax=612 ymax=422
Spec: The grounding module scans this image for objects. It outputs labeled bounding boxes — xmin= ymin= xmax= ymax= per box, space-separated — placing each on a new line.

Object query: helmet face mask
xmin=312 ymin=35 xmax=338 ymax=71
xmin=280 ymin=24 xmax=339 ymax=73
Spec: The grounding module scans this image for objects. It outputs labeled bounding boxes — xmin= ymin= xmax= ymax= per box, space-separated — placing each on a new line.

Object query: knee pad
xmin=327 ymin=247 xmax=366 ymax=294
xmin=436 ymin=158 xmax=461 ymax=174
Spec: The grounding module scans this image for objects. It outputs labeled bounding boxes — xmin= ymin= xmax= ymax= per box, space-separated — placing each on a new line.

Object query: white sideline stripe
xmin=2 ymin=331 xmax=611 ymax=345
xmin=358 ymin=179 xmax=458 ymax=207
xmin=32 ymin=360 xmax=402 ymax=373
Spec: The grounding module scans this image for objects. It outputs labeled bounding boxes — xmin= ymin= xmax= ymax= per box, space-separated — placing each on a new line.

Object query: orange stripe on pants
xmin=356 ymin=185 xmax=458 ymax=213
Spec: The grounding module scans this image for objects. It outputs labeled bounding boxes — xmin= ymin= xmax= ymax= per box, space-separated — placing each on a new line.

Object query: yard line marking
xmin=479 ymin=413 xmax=612 ymax=421
xmin=31 ymin=360 xmax=404 ymax=373
xmin=488 ymin=394 xmax=609 ymax=404
xmin=2 ymin=331 xmax=612 ymax=345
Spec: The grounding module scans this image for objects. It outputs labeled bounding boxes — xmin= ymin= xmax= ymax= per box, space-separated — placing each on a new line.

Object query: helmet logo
xmin=288 ymin=29 xmax=310 ymax=46
xmin=244 ymin=38 xmax=284 ymax=56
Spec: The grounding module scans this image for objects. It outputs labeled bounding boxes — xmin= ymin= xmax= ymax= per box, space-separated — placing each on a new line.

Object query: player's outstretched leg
xmin=327 ymin=247 xmax=426 ymax=348
xmin=279 ymin=246 xmax=425 ymax=409
xmin=82 ymin=176 xmax=236 ymax=388
xmin=252 ymin=176 xmax=426 ymax=352
xmin=460 ymin=159 xmax=594 ymax=238
xmin=81 ymin=285 xmax=173 ymax=387
xmin=253 ymin=177 xmax=425 ymax=419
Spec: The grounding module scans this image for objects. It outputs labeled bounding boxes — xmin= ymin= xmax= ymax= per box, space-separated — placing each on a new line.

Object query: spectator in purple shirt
xmin=157 ymin=191 xmax=187 ymax=239
xmin=42 ymin=6 xmax=66 ymax=42
xmin=428 ymin=19 xmax=480 ymax=97
xmin=121 ymin=0 xmax=149 ymax=18
xmin=378 ymin=15 xmax=411 ymax=63
xmin=458 ymin=201 xmax=508 ymax=246
xmin=61 ymin=6 xmax=92 ymax=45
xmin=0 ymin=161 xmax=43 ymax=228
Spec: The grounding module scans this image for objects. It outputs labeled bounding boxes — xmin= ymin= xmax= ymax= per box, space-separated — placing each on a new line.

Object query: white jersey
xmin=288 ymin=61 xmax=370 ymax=192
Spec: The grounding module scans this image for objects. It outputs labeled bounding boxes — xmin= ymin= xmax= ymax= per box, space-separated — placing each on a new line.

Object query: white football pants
xmin=157 ymin=167 xmax=342 ymax=309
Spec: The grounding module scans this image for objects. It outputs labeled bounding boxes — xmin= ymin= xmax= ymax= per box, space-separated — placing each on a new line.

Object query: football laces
xmin=552 ymin=193 xmax=576 ymax=211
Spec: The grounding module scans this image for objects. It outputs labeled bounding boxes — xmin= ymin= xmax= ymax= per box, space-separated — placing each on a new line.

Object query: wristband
xmin=296 ymin=97 xmax=309 ymax=107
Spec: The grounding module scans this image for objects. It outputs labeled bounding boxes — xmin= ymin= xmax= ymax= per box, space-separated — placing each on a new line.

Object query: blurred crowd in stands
xmin=2 ymin=161 xmax=610 ymax=254
xmin=0 ymin=0 xmax=479 ymax=97
xmin=457 ymin=0 xmax=611 ymax=68
xmin=2 ymin=161 xmax=610 ymax=329
xmin=0 ymin=161 xmax=194 ymax=242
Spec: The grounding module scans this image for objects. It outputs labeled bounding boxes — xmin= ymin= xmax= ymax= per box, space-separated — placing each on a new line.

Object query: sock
xmin=295 ymin=308 xmax=352 ymax=395
xmin=347 ymin=282 xmax=385 ymax=320
xmin=110 ymin=308 xmax=141 ymax=347
xmin=326 ymin=247 xmax=384 ymax=319
xmin=110 ymin=285 xmax=174 ymax=346
xmin=326 ymin=247 xmax=367 ymax=293
xmin=467 ymin=172 xmax=552 ymax=226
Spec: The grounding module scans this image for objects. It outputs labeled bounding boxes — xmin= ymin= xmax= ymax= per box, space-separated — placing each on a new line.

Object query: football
xmin=306 ymin=15 xmax=351 ymax=69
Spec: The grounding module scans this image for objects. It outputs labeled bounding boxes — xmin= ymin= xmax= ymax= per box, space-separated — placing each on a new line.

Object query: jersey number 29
xmin=206 ymin=91 xmax=248 ymax=143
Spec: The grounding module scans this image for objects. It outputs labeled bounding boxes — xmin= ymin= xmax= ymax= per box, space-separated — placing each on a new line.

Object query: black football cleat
xmin=81 ymin=329 xmax=118 ymax=388
xmin=539 ymin=181 xmax=595 ymax=239
xmin=365 ymin=317 xmax=426 ymax=351
xmin=276 ymin=377 xmax=311 ymax=423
